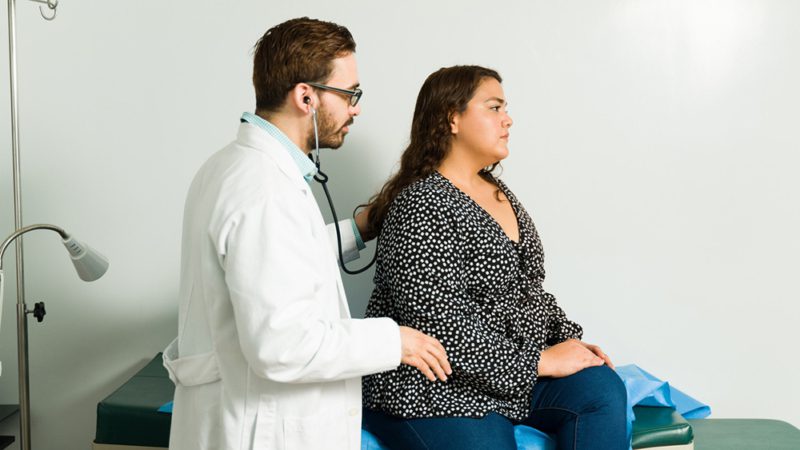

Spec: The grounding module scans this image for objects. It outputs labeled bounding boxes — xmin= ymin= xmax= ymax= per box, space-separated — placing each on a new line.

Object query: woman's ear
xmin=449 ymin=112 xmax=460 ymax=135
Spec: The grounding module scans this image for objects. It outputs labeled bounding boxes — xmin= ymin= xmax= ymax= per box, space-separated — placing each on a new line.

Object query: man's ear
xmin=290 ymin=83 xmax=315 ymax=113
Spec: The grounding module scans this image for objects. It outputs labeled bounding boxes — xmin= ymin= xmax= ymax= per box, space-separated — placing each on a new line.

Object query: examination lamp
xmin=0 ymin=224 xmax=108 ymax=449
xmin=0 ymin=224 xmax=109 ymax=281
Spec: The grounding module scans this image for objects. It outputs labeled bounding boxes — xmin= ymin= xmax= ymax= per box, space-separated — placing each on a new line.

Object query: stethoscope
xmin=307 ymin=101 xmax=377 ymax=275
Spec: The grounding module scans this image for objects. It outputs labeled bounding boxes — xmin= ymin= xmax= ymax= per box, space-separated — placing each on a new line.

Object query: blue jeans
xmin=363 ymin=365 xmax=627 ymax=450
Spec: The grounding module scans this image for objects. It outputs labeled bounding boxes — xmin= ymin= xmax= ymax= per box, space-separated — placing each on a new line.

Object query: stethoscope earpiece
xmin=305 ymin=97 xmax=316 ymax=115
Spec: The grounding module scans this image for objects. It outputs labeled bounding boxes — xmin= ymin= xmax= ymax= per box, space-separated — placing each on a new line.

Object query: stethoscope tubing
xmin=311 ymin=108 xmax=378 ymax=275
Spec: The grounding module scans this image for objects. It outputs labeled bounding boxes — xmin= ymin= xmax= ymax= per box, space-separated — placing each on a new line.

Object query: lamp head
xmin=61 ymin=237 xmax=109 ymax=281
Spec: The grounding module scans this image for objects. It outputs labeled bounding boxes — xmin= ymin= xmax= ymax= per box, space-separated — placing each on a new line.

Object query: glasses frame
xmin=306 ymin=82 xmax=363 ymax=107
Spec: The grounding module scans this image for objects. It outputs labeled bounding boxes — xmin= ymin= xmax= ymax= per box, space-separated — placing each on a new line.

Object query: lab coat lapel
xmin=235 ymin=122 xmax=310 ymax=194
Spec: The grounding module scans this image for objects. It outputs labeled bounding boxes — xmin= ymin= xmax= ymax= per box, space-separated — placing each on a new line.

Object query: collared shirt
xmin=242 ymin=112 xmax=317 ymax=182
xmin=241 ymin=112 xmax=365 ymax=250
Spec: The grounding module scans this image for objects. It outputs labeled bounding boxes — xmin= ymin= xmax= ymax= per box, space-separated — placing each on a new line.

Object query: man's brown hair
xmin=253 ymin=17 xmax=356 ymax=113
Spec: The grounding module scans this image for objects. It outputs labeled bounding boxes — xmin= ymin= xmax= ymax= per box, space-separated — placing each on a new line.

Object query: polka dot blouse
xmin=363 ymin=171 xmax=583 ymax=421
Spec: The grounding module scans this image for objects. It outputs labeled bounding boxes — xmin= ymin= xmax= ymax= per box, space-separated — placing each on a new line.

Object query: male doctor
xmin=163 ymin=17 xmax=451 ymax=450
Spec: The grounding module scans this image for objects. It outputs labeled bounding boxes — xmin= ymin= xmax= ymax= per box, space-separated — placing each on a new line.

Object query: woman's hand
xmin=538 ymin=339 xmax=605 ymax=378
xmin=578 ymin=340 xmax=614 ymax=369
xmin=399 ymin=326 xmax=453 ymax=382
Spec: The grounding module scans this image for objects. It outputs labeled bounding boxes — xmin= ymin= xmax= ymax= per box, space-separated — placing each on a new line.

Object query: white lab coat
xmin=163 ymin=122 xmax=401 ymax=450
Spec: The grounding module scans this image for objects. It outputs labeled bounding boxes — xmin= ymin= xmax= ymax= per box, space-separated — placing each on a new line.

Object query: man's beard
xmin=306 ymin=107 xmax=353 ymax=150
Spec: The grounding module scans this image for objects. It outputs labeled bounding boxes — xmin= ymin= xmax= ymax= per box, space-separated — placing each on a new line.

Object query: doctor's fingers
xmin=398 ymin=326 xmax=452 ymax=379
xmin=424 ymin=338 xmax=452 ymax=375
xmin=406 ymin=351 xmax=450 ymax=382
xmin=399 ymin=342 xmax=451 ymax=382
xmin=417 ymin=333 xmax=452 ymax=381
xmin=404 ymin=355 xmax=438 ymax=382
xmin=399 ymin=326 xmax=448 ymax=361
xmin=419 ymin=350 xmax=450 ymax=382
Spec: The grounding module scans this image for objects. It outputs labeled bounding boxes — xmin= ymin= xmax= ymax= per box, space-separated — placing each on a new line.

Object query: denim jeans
xmin=363 ymin=365 xmax=628 ymax=450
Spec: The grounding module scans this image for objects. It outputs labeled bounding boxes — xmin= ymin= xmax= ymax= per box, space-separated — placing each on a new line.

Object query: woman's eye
xmin=490 ymin=105 xmax=501 ymax=111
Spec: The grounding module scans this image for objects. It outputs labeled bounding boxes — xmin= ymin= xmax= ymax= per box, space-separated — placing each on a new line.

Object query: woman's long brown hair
xmin=361 ymin=65 xmax=502 ymax=241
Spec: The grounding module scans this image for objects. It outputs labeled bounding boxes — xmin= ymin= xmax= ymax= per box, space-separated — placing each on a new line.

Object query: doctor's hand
xmin=399 ymin=326 xmax=452 ymax=382
xmin=538 ymin=339 xmax=604 ymax=378
xmin=354 ymin=206 xmax=374 ymax=242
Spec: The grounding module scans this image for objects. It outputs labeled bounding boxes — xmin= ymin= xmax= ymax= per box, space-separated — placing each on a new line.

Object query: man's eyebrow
xmin=347 ymin=82 xmax=361 ymax=90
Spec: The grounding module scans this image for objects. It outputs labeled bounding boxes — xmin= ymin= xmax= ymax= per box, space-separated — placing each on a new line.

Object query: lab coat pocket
xmin=283 ymin=410 xmax=349 ymax=450
xmin=162 ymin=338 xmax=221 ymax=386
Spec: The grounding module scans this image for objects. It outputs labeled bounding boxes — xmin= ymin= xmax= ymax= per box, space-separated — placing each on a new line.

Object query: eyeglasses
xmin=306 ymin=82 xmax=363 ymax=107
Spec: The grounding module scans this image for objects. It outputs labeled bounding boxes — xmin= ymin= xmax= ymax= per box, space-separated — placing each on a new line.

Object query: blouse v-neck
xmin=433 ymin=171 xmax=522 ymax=245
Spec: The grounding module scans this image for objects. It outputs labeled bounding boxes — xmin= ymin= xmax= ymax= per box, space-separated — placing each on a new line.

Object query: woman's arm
xmin=541 ymin=291 xmax=584 ymax=346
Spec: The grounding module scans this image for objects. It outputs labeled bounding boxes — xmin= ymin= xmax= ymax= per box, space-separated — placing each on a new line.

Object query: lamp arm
xmin=0 ymin=224 xmax=69 ymax=270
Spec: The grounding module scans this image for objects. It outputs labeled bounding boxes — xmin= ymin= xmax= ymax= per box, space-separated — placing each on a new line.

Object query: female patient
xmin=360 ymin=66 xmax=627 ymax=450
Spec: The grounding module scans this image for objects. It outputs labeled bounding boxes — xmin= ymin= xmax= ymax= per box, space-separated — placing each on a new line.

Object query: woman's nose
xmin=503 ymin=112 xmax=513 ymax=128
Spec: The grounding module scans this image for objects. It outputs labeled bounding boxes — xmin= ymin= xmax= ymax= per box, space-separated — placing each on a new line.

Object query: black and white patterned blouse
xmin=363 ymin=171 xmax=583 ymax=421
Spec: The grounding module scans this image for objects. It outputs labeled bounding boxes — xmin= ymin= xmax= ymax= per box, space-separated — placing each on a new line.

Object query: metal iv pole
xmin=6 ymin=1 xmax=60 ymax=449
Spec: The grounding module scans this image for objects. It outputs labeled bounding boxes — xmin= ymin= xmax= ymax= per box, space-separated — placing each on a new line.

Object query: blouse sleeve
xmin=541 ymin=291 xmax=583 ymax=346
xmin=379 ymin=189 xmax=540 ymax=398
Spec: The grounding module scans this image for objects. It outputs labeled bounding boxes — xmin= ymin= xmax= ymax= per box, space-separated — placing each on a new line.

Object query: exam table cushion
xmin=688 ymin=419 xmax=800 ymax=450
xmin=632 ymin=406 xmax=693 ymax=448
xmin=95 ymin=353 xmax=173 ymax=447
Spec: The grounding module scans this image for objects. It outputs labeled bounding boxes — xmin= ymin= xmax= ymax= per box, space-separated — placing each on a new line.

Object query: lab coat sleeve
xmin=326 ymin=219 xmax=360 ymax=264
xmin=220 ymin=192 xmax=401 ymax=384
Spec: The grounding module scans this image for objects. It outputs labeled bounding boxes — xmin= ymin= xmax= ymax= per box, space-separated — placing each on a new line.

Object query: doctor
xmin=163 ymin=17 xmax=451 ymax=450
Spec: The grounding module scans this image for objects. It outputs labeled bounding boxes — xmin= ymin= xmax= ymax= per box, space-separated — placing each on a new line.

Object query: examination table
xmin=93 ymin=354 xmax=800 ymax=450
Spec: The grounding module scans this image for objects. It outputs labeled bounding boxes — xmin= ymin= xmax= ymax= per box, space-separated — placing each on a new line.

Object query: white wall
xmin=0 ymin=1 xmax=798 ymax=448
